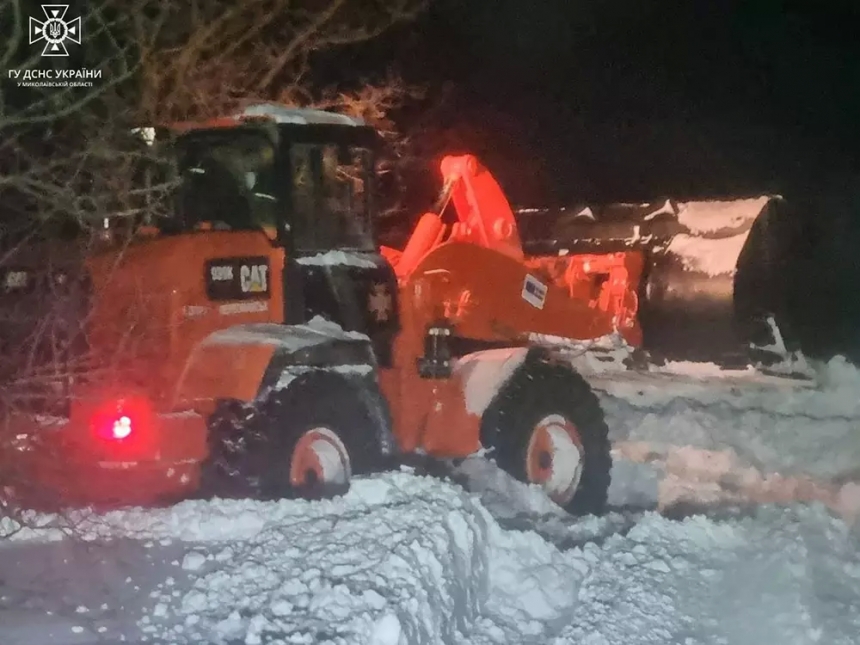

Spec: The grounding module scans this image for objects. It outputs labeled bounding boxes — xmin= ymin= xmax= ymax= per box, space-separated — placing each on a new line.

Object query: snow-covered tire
xmin=480 ymin=350 xmax=612 ymax=516
xmin=200 ymin=371 xmax=385 ymax=501
xmin=259 ymin=371 xmax=385 ymax=500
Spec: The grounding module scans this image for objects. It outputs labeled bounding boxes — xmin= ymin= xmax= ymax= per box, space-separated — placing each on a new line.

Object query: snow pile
xmin=816 ymin=354 xmax=860 ymax=395
xmin=594 ymin=354 xmax=860 ymax=519
xmin=665 ymin=232 xmax=748 ymax=276
xmin=143 ymin=476 xmax=490 ymax=645
xmin=2 ymin=351 xmax=860 ymax=643
xmin=553 ymin=504 xmax=860 ymax=645
xmin=3 ymin=470 xmax=860 ymax=644
xmin=676 ymin=196 xmax=771 ymax=234
xmin=601 ymin=390 xmax=860 ymax=479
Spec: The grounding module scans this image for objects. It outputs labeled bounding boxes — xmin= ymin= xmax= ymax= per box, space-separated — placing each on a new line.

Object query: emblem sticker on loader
xmin=368 ymin=282 xmax=393 ymax=323
xmin=521 ymin=274 xmax=548 ymax=310
xmin=205 ymin=256 xmax=270 ymax=301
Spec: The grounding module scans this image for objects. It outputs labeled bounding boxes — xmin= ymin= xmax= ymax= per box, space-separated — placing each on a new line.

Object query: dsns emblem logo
xmin=29 ymin=5 xmax=82 ymax=57
xmin=368 ymin=282 xmax=392 ymax=323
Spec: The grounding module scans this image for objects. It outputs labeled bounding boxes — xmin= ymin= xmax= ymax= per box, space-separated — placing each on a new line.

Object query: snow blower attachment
xmin=516 ymin=197 xmax=799 ymax=367
xmin=388 ymin=153 xmax=800 ymax=370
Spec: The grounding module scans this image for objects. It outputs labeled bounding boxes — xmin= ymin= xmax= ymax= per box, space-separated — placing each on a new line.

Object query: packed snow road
xmin=1 ymin=472 xmax=859 ymax=645
xmin=1 ymin=355 xmax=859 ymax=645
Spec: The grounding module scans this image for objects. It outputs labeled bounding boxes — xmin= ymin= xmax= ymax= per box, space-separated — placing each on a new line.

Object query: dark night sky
xmin=353 ymin=0 xmax=860 ymax=211
xmin=341 ymin=0 xmax=860 ymax=358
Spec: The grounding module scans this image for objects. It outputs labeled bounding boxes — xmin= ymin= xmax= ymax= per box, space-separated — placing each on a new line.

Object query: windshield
xmin=290 ymin=143 xmax=375 ymax=252
xmin=174 ymin=128 xmax=278 ymax=231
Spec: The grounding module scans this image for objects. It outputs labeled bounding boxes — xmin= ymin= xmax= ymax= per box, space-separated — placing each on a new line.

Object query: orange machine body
xmin=375 ymin=154 xmax=647 ymax=460
xmin=382 ymin=154 xmax=645 ymax=349
xmin=42 ymin=223 xmax=497 ymax=499
xmin=84 ymin=230 xmax=285 ymax=409
xmin=21 ymin=229 xmax=287 ymax=504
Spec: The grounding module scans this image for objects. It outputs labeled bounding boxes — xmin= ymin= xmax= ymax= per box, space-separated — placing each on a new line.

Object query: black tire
xmin=198 ymin=399 xmax=261 ymax=500
xmin=199 ymin=371 xmax=388 ymax=501
xmin=480 ymin=349 xmax=612 ymax=516
xmin=258 ymin=370 xmax=386 ymax=500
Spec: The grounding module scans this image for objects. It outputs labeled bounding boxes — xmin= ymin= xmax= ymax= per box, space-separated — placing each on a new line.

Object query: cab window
xmin=290 ymin=143 xmax=374 ymax=252
xmin=174 ymin=129 xmax=278 ymax=231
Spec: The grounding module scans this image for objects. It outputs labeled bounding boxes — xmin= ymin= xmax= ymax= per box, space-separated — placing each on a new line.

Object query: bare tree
xmin=132 ymin=0 xmax=426 ymax=121
xmin=0 ymin=0 xmax=429 ymax=527
xmin=128 ymin=0 xmax=429 ymax=222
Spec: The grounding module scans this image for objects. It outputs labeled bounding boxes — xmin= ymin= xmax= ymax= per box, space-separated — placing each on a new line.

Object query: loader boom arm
xmin=382 ymin=153 xmax=644 ymax=346
xmin=438 ymin=155 xmax=525 ymax=262
xmin=436 ymin=155 xmax=642 ymax=343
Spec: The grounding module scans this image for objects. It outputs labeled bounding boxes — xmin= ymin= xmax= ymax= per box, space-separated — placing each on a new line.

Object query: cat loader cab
xmin=11 ymin=104 xmax=402 ymax=505
xmin=147 ymin=103 xmax=400 ymax=362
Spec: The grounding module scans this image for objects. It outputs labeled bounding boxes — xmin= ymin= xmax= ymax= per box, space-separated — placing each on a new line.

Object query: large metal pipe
xmin=516 ymin=196 xmax=797 ymax=365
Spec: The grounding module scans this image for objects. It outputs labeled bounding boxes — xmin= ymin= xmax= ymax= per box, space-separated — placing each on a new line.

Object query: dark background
xmin=360 ymin=0 xmax=860 ymax=204
xmin=344 ymin=0 xmax=860 ymax=360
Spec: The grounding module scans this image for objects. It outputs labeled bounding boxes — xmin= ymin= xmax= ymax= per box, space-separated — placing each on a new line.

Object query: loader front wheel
xmin=524 ymin=413 xmax=584 ymax=506
xmin=481 ymin=354 xmax=611 ymax=516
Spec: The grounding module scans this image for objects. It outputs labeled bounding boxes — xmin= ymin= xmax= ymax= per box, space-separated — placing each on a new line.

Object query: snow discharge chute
xmin=517 ymin=196 xmax=799 ymax=366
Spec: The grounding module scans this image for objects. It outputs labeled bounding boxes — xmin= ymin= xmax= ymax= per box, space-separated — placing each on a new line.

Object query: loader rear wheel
xmin=200 ymin=371 xmax=385 ymax=501
xmin=289 ymin=427 xmax=352 ymax=491
xmin=481 ymin=352 xmax=611 ymax=516
xmin=261 ymin=371 xmax=383 ymax=500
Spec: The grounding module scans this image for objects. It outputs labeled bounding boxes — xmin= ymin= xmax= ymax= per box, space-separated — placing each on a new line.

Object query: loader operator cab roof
xmin=135 ymin=104 xmax=382 ymax=253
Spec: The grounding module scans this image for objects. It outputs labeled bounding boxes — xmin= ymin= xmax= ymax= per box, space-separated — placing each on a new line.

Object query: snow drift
xmin=2 ymin=355 xmax=860 ymax=644
xmin=590 ymin=355 xmax=860 ymax=520
xmin=3 ymin=469 xmax=860 ymax=645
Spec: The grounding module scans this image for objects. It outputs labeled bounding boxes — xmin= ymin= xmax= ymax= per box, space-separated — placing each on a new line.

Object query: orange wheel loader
xmin=0 ymin=104 xmax=613 ymax=516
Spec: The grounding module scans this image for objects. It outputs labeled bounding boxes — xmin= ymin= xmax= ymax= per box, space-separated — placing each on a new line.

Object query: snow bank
xmin=141 ymin=475 xmax=491 ymax=645
xmin=553 ymin=503 xmax=860 ymax=645
xmin=3 ymin=353 xmax=860 ymax=643
xmin=2 ymin=474 xmax=496 ymax=644
xmin=602 ymin=391 xmax=860 ymax=480
xmin=676 ymin=196 xmax=770 ymax=234
xmin=594 ymin=355 xmax=860 ymax=481
xmin=3 ymin=470 xmax=860 ymax=645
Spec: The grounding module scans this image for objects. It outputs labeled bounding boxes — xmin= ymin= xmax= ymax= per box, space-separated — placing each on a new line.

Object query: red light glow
xmin=89 ymin=395 xmax=153 ymax=444
xmin=112 ymin=415 xmax=133 ymax=439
